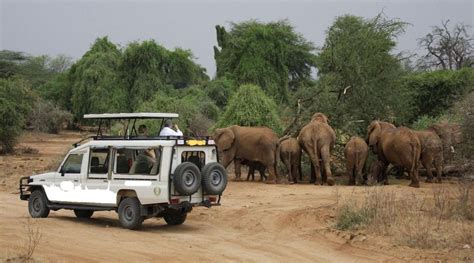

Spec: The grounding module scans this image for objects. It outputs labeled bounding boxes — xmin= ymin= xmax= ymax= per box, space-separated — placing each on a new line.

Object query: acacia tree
xmin=69 ymin=37 xmax=125 ymax=120
xmin=214 ymin=20 xmax=316 ymax=103
xmin=302 ymin=14 xmax=412 ymax=134
xmin=215 ymin=84 xmax=282 ymax=133
xmin=418 ymin=20 xmax=474 ymax=70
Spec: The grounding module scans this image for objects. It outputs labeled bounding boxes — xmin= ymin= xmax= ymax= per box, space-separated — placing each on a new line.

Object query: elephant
xmin=240 ymin=159 xmax=267 ymax=181
xmin=279 ymin=136 xmax=302 ymax=183
xmin=344 ymin=136 xmax=368 ymax=185
xmin=213 ymin=125 xmax=280 ymax=183
xmin=367 ymin=120 xmax=422 ymax=188
xmin=414 ymin=129 xmax=444 ymax=183
xmin=298 ymin=112 xmax=336 ymax=185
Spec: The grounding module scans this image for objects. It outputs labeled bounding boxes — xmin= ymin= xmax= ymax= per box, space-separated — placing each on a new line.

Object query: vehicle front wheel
xmin=28 ymin=190 xmax=50 ymax=218
xmin=74 ymin=209 xmax=94 ymax=218
xmin=118 ymin=197 xmax=143 ymax=230
xmin=164 ymin=211 xmax=187 ymax=225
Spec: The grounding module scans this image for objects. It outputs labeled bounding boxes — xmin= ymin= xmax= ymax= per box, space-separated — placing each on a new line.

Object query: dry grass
xmin=3 ymin=218 xmax=42 ymax=262
xmin=335 ymin=180 xmax=474 ymax=249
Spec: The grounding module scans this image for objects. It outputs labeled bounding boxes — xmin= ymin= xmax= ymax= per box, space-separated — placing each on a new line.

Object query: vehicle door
xmin=83 ymin=147 xmax=116 ymax=205
xmin=49 ymin=149 xmax=87 ymax=203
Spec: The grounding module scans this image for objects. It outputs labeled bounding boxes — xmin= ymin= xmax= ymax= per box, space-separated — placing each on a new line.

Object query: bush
xmin=139 ymin=87 xmax=219 ymax=136
xmin=459 ymin=92 xmax=474 ymax=159
xmin=403 ymin=68 xmax=474 ymax=120
xmin=28 ymin=98 xmax=72 ymax=134
xmin=214 ymin=84 xmax=283 ymax=133
xmin=0 ymin=78 xmax=32 ymax=153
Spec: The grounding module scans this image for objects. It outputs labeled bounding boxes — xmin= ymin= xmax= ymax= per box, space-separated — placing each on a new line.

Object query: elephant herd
xmin=212 ymin=113 xmax=445 ymax=188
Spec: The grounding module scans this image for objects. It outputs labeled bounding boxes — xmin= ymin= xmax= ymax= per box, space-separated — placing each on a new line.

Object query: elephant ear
xmin=214 ymin=128 xmax=235 ymax=151
xmin=367 ymin=121 xmax=381 ymax=147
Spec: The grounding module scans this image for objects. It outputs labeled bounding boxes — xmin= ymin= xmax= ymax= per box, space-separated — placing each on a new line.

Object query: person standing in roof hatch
xmin=160 ymin=119 xmax=184 ymax=137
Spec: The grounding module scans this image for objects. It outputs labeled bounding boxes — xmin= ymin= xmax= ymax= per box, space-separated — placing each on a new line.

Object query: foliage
xmin=0 ymin=78 xmax=33 ymax=153
xmin=215 ymin=84 xmax=283 ymax=134
xmin=214 ymin=20 xmax=316 ymax=103
xmin=28 ymin=98 xmax=72 ymax=133
xmin=37 ymin=72 xmax=73 ymax=111
xmin=203 ymin=76 xmax=236 ymax=108
xmin=297 ymin=14 xmax=412 ymax=135
xmin=69 ymin=37 xmax=126 ymax=120
xmin=402 ymin=68 xmax=474 ymax=119
xmin=418 ymin=20 xmax=474 ymax=70
xmin=459 ymin=92 xmax=474 ymax=158
xmin=121 ymin=41 xmax=208 ymax=111
xmin=0 ymin=50 xmax=28 ymax=78
xmin=139 ymin=87 xmax=219 ymax=136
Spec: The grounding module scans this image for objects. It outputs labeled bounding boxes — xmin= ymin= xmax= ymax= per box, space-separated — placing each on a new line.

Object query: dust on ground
xmin=0 ymin=132 xmax=472 ymax=262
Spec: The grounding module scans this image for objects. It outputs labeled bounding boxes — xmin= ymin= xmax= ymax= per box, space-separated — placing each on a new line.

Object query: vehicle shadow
xmin=50 ymin=214 xmax=200 ymax=232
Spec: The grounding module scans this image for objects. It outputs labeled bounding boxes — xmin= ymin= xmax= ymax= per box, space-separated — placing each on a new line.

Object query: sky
xmin=1 ymin=0 xmax=473 ymax=77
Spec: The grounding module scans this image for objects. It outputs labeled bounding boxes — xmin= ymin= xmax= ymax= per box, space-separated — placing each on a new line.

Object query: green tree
xmin=402 ymin=68 xmax=474 ymax=119
xmin=69 ymin=37 xmax=126 ymax=120
xmin=214 ymin=20 xmax=316 ymax=103
xmin=215 ymin=84 xmax=282 ymax=133
xmin=0 ymin=78 xmax=33 ymax=153
xmin=139 ymin=87 xmax=219 ymax=136
xmin=303 ymin=14 xmax=412 ymax=134
xmin=203 ymin=76 xmax=236 ymax=108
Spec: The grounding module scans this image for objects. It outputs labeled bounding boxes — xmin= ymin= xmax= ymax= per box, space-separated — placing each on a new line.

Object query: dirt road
xmin=0 ymin=132 xmax=470 ymax=262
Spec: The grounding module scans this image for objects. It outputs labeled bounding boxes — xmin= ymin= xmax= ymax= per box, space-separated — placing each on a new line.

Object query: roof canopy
xmin=83 ymin=112 xmax=179 ymax=120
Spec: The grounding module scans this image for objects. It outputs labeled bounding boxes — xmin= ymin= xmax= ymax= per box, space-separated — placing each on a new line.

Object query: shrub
xmin=28 ymin=98 xmax=72 ymax=134
xmin=459 ymin=92 xmax=474 ymax=159
xmin=214 ymin=84 xmax=283 ymax=134
xmin=0 ymin=78 xmax=32 ymax=153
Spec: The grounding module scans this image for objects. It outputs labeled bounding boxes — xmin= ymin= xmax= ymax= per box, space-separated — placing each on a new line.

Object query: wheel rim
xmin=123 ymin=205 xmax=134 ymax=221
xmin=32 ymin=197 xmax=42 ymax=212
xmin=183 ymin=170 xmax=196 ymax=187
xmin=211 ymin=170 xmax=223 ymax=186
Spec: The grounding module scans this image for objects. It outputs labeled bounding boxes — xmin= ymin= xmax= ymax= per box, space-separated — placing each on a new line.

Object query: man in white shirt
xmin=159 ymin=119 xmax=184 ymax=137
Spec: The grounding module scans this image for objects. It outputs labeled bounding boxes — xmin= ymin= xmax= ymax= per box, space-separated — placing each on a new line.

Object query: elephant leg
xmin=356 ymin=156 xmax=365 ymax=186
xmin=309 ymin=163 xmax=316 ymax=184
xmin=346 ymin=160 xmax=355 ymax=186
xmin=379 ymin=161 xmax=389 ymax=185
xmin=266 ymin=160 xmax=277 ymax=184
xmin=259 ymin=167 xmax=266 ymax=181
xmin=320 ymin=146 xmax=333 ymax=185
xmin=291 ymin=162 xmax=298 ymax=184
xmin=283 ymin=158 xmax=292 ymax=183
xmin=246 ymin=166 xmax=251 ymax=181
xmin=234 ymin=159 xmax=242 ymax=181
xmin=408 ymin=162 xmax=420 ymax=188
xmin=423 ymin=156 xmax=434 ymax=183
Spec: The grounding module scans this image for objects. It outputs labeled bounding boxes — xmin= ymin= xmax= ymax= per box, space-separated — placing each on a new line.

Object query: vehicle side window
xmin=89 ymin=149 xmax=109 ymax=175
xmin=62 ymin=154 xmax=83 ymax=174
xmin=115 ymin=148 xmax=161 ymax=175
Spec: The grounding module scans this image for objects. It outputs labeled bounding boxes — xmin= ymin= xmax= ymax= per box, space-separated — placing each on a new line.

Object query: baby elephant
xmin=241 ymin=159 xmax=267 ymax=181
xmin=344 ymin=136 xmax=368 ymax=185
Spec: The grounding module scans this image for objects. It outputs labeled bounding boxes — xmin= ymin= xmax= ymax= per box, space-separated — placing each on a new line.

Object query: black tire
xmin=74 ymin=209 xmax=94 ymax=218
xmin=173 ymin=162 xmax=201 ymax=195
xmin=201 ymin=162 xmax=228 ymax=195
xmin=28 ymin=190 xmax=50 ymax=218
xmin=118 ymin=197 xmax=143 ymax=230
xmin=164 ymin=211 xmax=187 ymax=225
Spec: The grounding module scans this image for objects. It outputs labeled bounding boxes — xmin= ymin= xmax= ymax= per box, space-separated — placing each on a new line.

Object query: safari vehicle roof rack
xmin=72 ymin=112 xmax=216 ymax=147
xmin=83 ymin=112 xmax=179 ymax=138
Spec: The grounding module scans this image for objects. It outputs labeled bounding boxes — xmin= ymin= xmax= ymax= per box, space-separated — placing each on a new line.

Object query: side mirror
xmin=60 ymin=167 xmax=65 ymax=176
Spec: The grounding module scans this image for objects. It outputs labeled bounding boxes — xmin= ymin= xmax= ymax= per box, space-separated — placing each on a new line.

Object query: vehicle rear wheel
xmin=164 ymin=211 xmax=187 ymax=225
xmin=74 ymin=209 xmax=94 ymax=218
xmin=28 ymin=190 xmax=50 ymax=218
xmin=173 ymin=162 xmax=201 ymax=195
xmin=201 ymin=163 xmax=228 ymax=195
xmin=118 ymin=197 xmax=143 ymax=230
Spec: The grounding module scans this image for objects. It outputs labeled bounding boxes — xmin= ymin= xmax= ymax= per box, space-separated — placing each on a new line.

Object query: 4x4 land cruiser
xmin=19 ymin=113 xmax=228 ymax=229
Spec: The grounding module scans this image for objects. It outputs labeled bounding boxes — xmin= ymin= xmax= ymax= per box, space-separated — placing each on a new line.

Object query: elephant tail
xmin=313 ymin=136 xmax=319 ymax=166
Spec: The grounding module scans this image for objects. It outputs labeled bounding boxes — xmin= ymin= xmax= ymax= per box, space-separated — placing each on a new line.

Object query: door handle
xmin=73 ymin=180 xmax=78 ymax=182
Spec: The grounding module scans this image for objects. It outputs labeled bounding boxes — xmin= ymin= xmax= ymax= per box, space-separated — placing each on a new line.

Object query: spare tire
xmin=201 ymin=163 xmax=228 ymax=195
xmin=173 ymin=162 xmax=201 ymax=195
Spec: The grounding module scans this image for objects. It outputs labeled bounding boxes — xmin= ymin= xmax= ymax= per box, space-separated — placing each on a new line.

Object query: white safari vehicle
xmin=20 ymin=113 xmax=228 ymax=229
